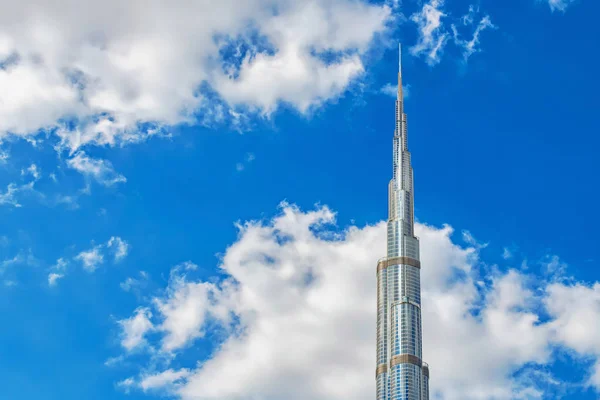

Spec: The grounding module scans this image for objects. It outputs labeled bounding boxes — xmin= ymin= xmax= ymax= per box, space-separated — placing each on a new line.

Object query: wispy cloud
xmin=67 ymin=152 xmax=126 ymax=186
xmin=21 ymin=164 xmax=41 ymax=181
xmin=410 ymin=2 xmax=496 ymax=66
xmin=462 ymin=229 xmax=489 ymax=249
xmin=410 ymin=0 xmax=449 ymax=66
xmin=452 ymin=6 xmax=496 ymax=61
xmin=47 ymin=258 xmax=68 ymax=287
xmin=546 ymin=0 xmax=577 ymax=12
xmin=0 ymin=173 xmax=39 ymax=208
xmin=236 ymin=152 xmax=256 ymax=172
xmin=1 ymin=249 xmax=38 ymax=272
xmin=380 ymin=83 xmax=411 ymax=99
xmin=0 ymin=184 xmax=23 ymax=207
xmin=120 ymin=271 xmax=149 ymax=292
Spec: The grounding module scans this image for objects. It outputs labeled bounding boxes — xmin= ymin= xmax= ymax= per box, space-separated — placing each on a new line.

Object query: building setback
xmin=376 ymin=44 xmax=429 ymax=400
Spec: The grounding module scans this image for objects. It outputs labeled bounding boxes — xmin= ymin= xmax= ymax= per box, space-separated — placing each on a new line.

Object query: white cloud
xmin=452 ymin=7 xmax=496 ymax=61
xmin=120 ymin=271 xmax=149 ymax=292
xmin=546 ymin=0 xmax=577 ymax=12
xmin=1 ymin=248 xmax=38 ymax=271
xmin=154 ymin=270 xmax=229 ymax=352
xmin=0 ymin=183 xmax=22 ymax=207
xmin=75 ymin=245 xmax=104 ymax=272
xmin=0 ymin=0 xmax=391 ymax=151
xmin=47 ymin=257 xmax=68 ymax=286
xmin=410 ymin=0 xmax=449 ymax=66
xmin=48 ymin=272 xmax=64 ymax=286
xmin=140 ymin=369 xmax=191 ymax=392
xmin=74 ymin=236 xmax=128 ymax=273
xmin=502 ymin=247 xmax=513 ymax=260
xmin=113 ymin=203 xmax=600 ymax=400
xmin=0 ymin=168 xmax=39 ymax=207
xmin=236 ymin=152 xmax=256 ymax=172
xmin=120 ymin=277 xmax=138 ymax=292
xmin=108 ymin=236 xmax=129 ymax=261
xmin=545 ymin=282 xmax=600 ymax=390
xmin=118 ymin=307 xmax=154 ymax=351
xmin=0 ymin=149 xmax=8 ymax=164
xmin=66 ymin=152 xmax=126 ymax=186
xmin=21 ymin=163 xmax=41 ymax=180
xmin=461 ymin=229 xmax=489 ymax=249
xmin=380 ymin=83 xmax=411 ymax=98
xmin=410 ymin=2 xmax=495 ymax=66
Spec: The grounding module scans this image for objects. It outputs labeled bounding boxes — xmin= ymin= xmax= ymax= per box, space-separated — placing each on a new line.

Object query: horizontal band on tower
xmin=376 ymin=364 xmax=388 ymax=376
xmin=377 ymin=256 xmax=421 ymax=272
xmin=390 ymin=354 xmax=422 ymax=368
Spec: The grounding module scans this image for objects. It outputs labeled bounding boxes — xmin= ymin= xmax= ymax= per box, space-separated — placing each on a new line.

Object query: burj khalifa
xmin=376 ymin=45 xmax=429 ymax=400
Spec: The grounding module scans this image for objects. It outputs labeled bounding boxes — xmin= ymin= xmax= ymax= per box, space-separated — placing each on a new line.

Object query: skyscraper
xmin=376 ymin=44 xmax=429 ymax=400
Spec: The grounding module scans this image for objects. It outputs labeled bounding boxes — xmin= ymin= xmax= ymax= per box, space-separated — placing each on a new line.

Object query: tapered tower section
xmin=376 ymin=44 xmax=429 ymax=400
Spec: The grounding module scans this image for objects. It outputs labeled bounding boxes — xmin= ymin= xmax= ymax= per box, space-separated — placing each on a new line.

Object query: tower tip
xmin=399 ymin=43 xmax=402 ymax=75
xmin=398 ymin=43 xmax=403 ymax=100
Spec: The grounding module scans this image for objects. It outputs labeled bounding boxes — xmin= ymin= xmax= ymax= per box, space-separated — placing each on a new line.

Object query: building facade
xmin=376 ymin=45 xmax=429 ymax=400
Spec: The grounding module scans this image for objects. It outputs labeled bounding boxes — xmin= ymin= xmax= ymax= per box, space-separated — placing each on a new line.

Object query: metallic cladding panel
xmin=390 ymin=364 xmax=422 ymax=400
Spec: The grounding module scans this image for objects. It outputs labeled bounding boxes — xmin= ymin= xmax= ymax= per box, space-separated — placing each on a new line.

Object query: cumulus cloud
xmin=74 ymin=236 xmax=129 ymax=273
xmin=0 ymin=0 xmax=391 ymax=151
xmin=545 ymin=282 xmax=600 ymax=390
xmin=75 ymin=245 xmax=104 ymax=272
xmin=112 ymin=203 xmax=600 ymax=400
xmin=66 ymin=152 xmax=126 ymax=186
xmin=118 ymin=307 xmax=154 ymax=351
xmin=108 ymin=236 xmax=129 ymax=261
xmin=154 ymin=266 xmax=230 ymax=352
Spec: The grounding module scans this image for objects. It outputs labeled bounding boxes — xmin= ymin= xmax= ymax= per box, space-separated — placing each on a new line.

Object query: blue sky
xmin=1 ymin=0 xmax=599 ymax=399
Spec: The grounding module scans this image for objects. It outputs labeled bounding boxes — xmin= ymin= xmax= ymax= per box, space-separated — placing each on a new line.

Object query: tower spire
xmin=398 ymin=43 xmax=403 ymax=100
